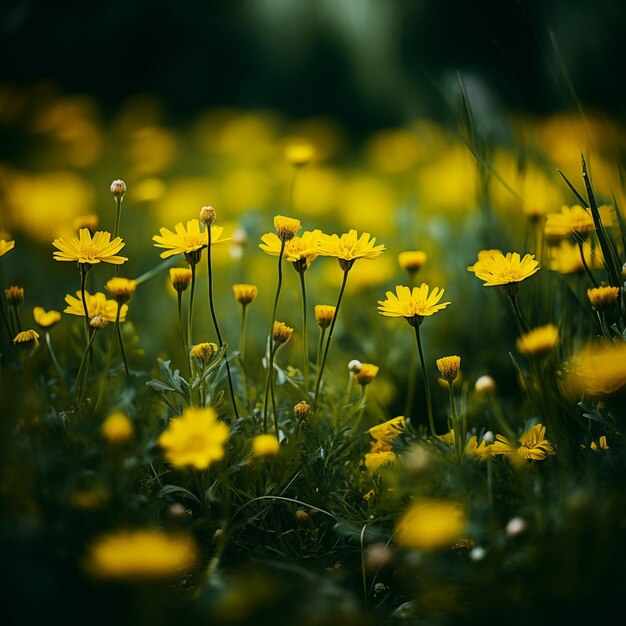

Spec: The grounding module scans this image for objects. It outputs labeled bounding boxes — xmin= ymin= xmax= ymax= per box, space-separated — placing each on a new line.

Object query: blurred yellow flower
xmin=365 ymin=129 xmax=424 ymax=173
xmin=364 ymin=440 xmax=396 ymax=473
xmin=368 ymin=416 xmax=405 ymax=443
xmin=5 ymin=285 xmax=24 ymax=304
xmin=398 ymin=250 xmax=427 ymax=273
xmin=158 ymin=407 xmax=229 ymax=470
xmin=13 ymin=329 xmax=40 ymax=349
xmin=0 ymin=239 xmax=15 ymax=256
xmin=378 ymin=284 xmax=450 ymax=325
xmin=131 ymin=177 xmax=167 ymax=203
xmin=52 ymin=229 xmax=127 ymax=266
xmin=590 ymin=436 xmax=609 ymax=451
xmin=252 ymin=434 xmax=280 ymax=458
xmin=232 ymin=283 xmax=258 ymax=305
xmin=492 ymin=424 xmax=555 ymax=461
xmin=587 ymin=286 xmax=620 ymax=310
xmin=64 ymin=291 xmax=128 ymax=323
xmin=468 ymin=251 xmax=539 ymax=287
xmin=338 ymin=176 xmax=396 ymax=235
xmin=33 ymin=307 xmax=61 ymax=329
xmin=354 ymin=363 xmax=379 ymax=386
xmin=568 ymin=343 xmax=626 ymax=396
xmin=465 ymin=436 xmax=492 ymax=460
xmin=170 ymin=268 xmax=193 ymax=293
xmin=85 ymin=530 xmax=196 ymax=580
xmin=285 ymin=140 xmax=316 ymax=167
xmin=128 ymin=126 xmax=177 ymax=176
xmin=515 ymin=324 xmax=559 ymax=357
xmin=153 ymin=220 xmax=228 ymax=259
xmin=72 ymin=214 xmax=99 ymax=233
xmin=314 ymin=304 xmax=336 ymax=328
xmin=101 ymin=412 xmax=134 ymax=443
xmin=548 ymin=240 xmax=603 ymax=274
xmin=544 ymin=205 xmax=595 ymax=239
xmin=395 ymin=500 xmax=466 ymax=551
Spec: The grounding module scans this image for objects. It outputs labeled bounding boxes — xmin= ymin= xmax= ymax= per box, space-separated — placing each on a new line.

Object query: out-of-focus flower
xmin=128 ymin=126 xmax=177 ymax=176
xmin=364 ymin=440 xmax=396 ymax=473
xmin=72 ymin=214 xmax=99 ymax=233
xmin=475 ymin=375 xmax=495 ymax=394
xmin=5 ymin=285 xmax=24 ymax=305
xmin=515 ymin=324 xmax=559 ymax=357
xmin=465 ymin=435 xmax=492 ymax=460
xmin=548 ymin=241 xmax=603 ymax=274
xmin=0 ymin=238 xmax=15 ymax=256
xmin=398 ymin=251 xmax=427 ymax=274
xmin=13 ymin=329 xmax=40 ymax=349
xmin=315 ymin=305 xmax=336 ymax=329
xmin=587 ymin=286 xmax=620 ymax=310
xmin=33 ymin=307 xmax=61 ymax=329
xmin=101 ymin=412 xmax=134 ymax=443
xmin=378 ymin=284 xmax=450 ymax=326
xmin=232 ymin=283 xmax=258 ymax=305
xmin=85 ymin=530 xmax=196 ymax=580
xmin=395 ymin=500 xmax=466 ymax=551
xmin=64 ymin=291 xmax=128 ymax=322
xmin=365 ymin=129 xmax=424 ymax=173
xmin=354 ymin=363 xmax=379 ymax=386
xmin=158 ymin=407 xmax=229 ymax=470
xmin=545 ymin=205 xmax=595 ymax=239
xmin=52 ymin=229 xmax=127 ymax=266
xmin=285 ymin=140 xmax=316 ymax=167
xmin=492 ymin=424 xmax=555 ymax=462
xmin=368 ymin=416 xmax=405 ymax=443
xmin=590 ymin=436 xmax=609 ymax=451
xmin=252 ymin=434 xmax=280 ymax=457
xmin=568 ymin=343 xmax=626 ymax=396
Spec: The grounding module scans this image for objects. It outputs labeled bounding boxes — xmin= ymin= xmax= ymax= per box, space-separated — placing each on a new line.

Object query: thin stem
xmin=113 ymin=197 xmax=122 ymax=276
xmin=316 ymin=327 xmax=327 ymax=370
xmin=240 ymin=304 xmax=249 ymax=363
xmin=448 ymin=380 xmax=461 ymax=462
xmin=298 ymin=269 xmax=309 ymax=394
xmin=262 ymin=241 xmax=286 ymax=429
xmin=13 ymin=305 xmax=22 ymax=332
xmin=177 ymin=291 xmax=190 ymax=377
xmin=79 ymin=264 xmax=90 ymax=346
xmin=187 ymin=262 xmax=196 ymax=374
xmin=45 ymin=331 xmax=65 ymax=388
xmin=313 ymin=269 xmax=350 ymax=409
xmin=0 ymin=296 xmax=13 ymax=339
xmin=271 ymin=348 xmax=280 ymax=436
xmin=207 ymin=227 xmax=239 ymax=420
xmin=73 ymin=328 xmax=98 ymax=408
xmin=576 ymin=239 xmax=599 ymax=288
xmin=414 ymin=324 xmax=436 ymax=437
xmin=117 ymin=322 xmax=129 ymax=378
xmin=403 ymin=356 xmax=417 ymax=421
xmin=95 ymin=305 xmax=121 ymax=412
xmin=507 ymin=293 xmax=529 ymax=335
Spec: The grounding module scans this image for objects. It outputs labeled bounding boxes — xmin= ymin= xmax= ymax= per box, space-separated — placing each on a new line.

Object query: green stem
xmin=113 ymin=197 xmax=122 ymax=277
xmin=507 ymin=293 xmax=529 ymax=335
xmin=271 ymin=347 xmax=280 ymax=436
xmin=414 ymin=324 xmax=436 ymax=437
xmin=95 ymin=305 xmax=122 ymax=412
xmin=12 ymin=304 xmax=22 ymax=332
xmin=313 ymin=268 xmax=350 ymax=409
xmin=576 ymin=238 xmax=599 ymax=288
xmin=298 ymin=269 xmax=309 ymax=395
xmin=45 ymin=331 xmax=65 ymax=388
xmin=135 ymin=256 xmax=177 ymax=285
xmin=79 ymin=264 xmax=90 ymax=346
xmin=316 ymin=327 xmax=327 ymax=370
xmin=0 ymin=295 xmax=13 ymax=340
xmin=448 ymin=380 xmax=461 ymax=462
xmin=263 ymin=344 xmax=277 ymax=433
xmin=187 ymin=262 xmax=196 ymax=375
xmin=239 ymin=304 xmax=249 ymax=398
xmin=73 ymin=328 xmax=98 ymax=408
xmin=207 ymin=227 xmax=239 ymax=420
xmin=117 ymin=321 xmax=129 ymax=378
xmin=403 ymin=355 xmax=417 ymax=421
xmin=177 ymin=291 xmax=190 ymax=377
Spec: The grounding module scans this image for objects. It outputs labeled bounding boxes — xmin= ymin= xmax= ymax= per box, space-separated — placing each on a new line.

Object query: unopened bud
xmin=475 ymin=375 xmax=495 ymax=394
xmin=506 ymin=516 xmax=527 ymax=537
xmin=294 ymin=401 xmax=311 ymax=420
xmin=200 ymin=206 xmax=217 ymax=226
xmin=348 ymin=359 xmax=362 ymax=374
xmin=110 ymin=179 xmax=127 ymax=199
xmin=90 ymin=315 xmax=108 ymax=329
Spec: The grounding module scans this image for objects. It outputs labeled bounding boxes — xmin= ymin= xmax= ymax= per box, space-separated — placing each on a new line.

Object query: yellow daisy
xmin=468 ymin=251 xmax=540 ymax=287
xmin=259 ymin=229 xmax=322 ymax=269
xmin=13 ymin=329 xmax=40 ymax=349
xmin=544 ymin=205 xmax=595 ymax=239
xmin=52 ymin=229 xmax=127 ymax=265
xmin=378 ymin=284 xmax=450 ymax=326
xmin=33 ymin=306 xmax=62 ymax=329
xmin=152 ymin=219 xmax=229 ymax=259
xmin=515 ymin=324 xmax=559 ymax=356
xmin=0 ymin=239 xmax=15 ymax=257
xmin=319 ymin=229 xmax=385 ymax=270
xmin=491 ymin=423 xmax=555 ymax=462
xmin=64 ymin=291 xmax=128 ymax=323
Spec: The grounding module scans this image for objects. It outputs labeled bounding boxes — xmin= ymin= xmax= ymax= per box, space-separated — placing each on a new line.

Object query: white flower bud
xmin=110 ymin=179 xmax=127 ymax=199
xmin=348 ymin=359 xmax=362 ymax=373
xmin=475 ymin=375 xmax=495 ymax=394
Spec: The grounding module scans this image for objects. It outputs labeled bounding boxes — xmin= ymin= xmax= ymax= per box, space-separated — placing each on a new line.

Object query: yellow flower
xmin=5 ymin=285 xmax=24 ymax=304
xmin=85 ymin=530 xmax=197 ymax=580
xmin=590 ymin=435 xmax=609 ymax=451
xmin=273 ymin=321 xmax=293 ymax=345
xmin=252 ymin=434 xmax=280 ymax=457
xmin=515 ymin=324 xmax=559 ymax=357
xmin=436 ymin=355 xmax=461 ymax=382
xmin=378 ymin=284 xmax=450 ymax=326
xmin=0 ymin=239 xmax=15 ymax=257
xmin=354 ymin=363 xmax=379 ymax=385
xmin=587 ymin=286 xmax=620 ymax=310
xmin=395 ymin=500 xmax=466 ymax=551
xmin=169 ymin=268 xmax=193 ymax=292
xmin=437 ymin=429 xmax=456 ymax=445
xmin=491 ymin=424 xmax=555 ymax=461
xmin=465 ymin=435 xmax=493 ymax=460
xmin=544 ymin=205 xmax=595 ymax=239
xmin=158 ymin=407 xmax=229 ymax=470
xmin=105 ymin=277 xmax=137 ymax=304
xmin=64 ymin=291 xmax=128 ymax=323
xmin=364 ymin=440 xmax=397 ymax=473
xmin=101 ymin=412 xmax=134 ymax=443
xmin=398 ymin=250 xmax=427 ymax=273
xmin=314 ymin=304 xmax=336 ymax=328
xmin=466 ymin=249 xmax=502 ymax=270
xmin=285 ymin=141 xmax=316 ymax=167
xmin=568 ymin=343 xmax=626 ymax=396
xmin=319 ymin=229 xmax=385 ymax=270
xmin=190 ymin=342 xmax=218 ymax=364
xmin=294 ymin=401 xmax=311 ymax=420
xmin=52 ymin=228 xmax=128 ymax=265
xmin=368 ymin=416 xmax=405 ymax=443
xmin=273 ymin=215 xmax=301 ymax=242
xmin=548 ymin=240 xmax=603 ymax=274
xmin=152 ymin=220 xmax=228 ymax=259
xmin=232 ymin=283 xmax=258 ymax=305
xmin=259 ymin=229 xmax=322 ymax=269
xmin=33 ymin=306 xmax=62 ymax=329
xmin=13 ymin=329 xmax=40 ymax=349
xmin=468 ymin=251 xmax=540 ymax=287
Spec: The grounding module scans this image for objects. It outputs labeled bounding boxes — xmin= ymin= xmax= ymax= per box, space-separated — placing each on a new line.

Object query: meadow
xmin=1 ymin=84 xmax=626 ymax=625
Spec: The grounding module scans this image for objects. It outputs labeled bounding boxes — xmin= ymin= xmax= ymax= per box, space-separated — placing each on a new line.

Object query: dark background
xmin=2 ymin=0 xmax=624 ymax=133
